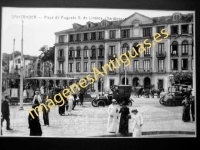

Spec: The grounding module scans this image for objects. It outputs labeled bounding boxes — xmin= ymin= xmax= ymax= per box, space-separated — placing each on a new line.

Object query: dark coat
xmin=28 ymin=110 xmax=42 ymax=136
xmin=1 ymin=100 xmax=10 ymax=117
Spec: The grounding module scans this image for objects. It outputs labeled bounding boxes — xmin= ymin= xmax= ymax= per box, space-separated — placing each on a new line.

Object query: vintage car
xmin=91 ymin=85 xmax=134 ymax=107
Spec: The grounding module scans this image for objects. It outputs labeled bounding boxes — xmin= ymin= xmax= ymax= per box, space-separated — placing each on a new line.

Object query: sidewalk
xmin=1 ymin=98 xmax=196 ymax=137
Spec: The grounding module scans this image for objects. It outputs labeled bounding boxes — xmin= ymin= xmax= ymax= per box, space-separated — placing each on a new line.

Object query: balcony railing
xmin=144 ymin=54 xmax=151 ymax=57
xmin=156 ymin=52 xmax=166 ymax=58
xmin=57 ymin=70 xmax=65 ymax=77
xmin=108 ymin=70 xmax=116 ymax=74
xmin=57 ymin=56 xmax=65 ymax=61
xmin=90 ymin=55 xmax=96 ymax=59
xmin=98 ymin=55 xmax=104 ymax=59
xmin=108 ymin=54 xmax=117 ymax=60
xmin=171 ymin=53 xmax=178 ymax=57
xmin=119 ymin=67 xmax=152 ymax=74
xmin=157 ymin=67 xmax=166 ymax=73
xmin=181 ymin=67 xmax=188 ymax=70
xmin=75 ymin=56 xmax=81 ymax=59
xmin=68 ymin=56 xmax=74 ymax=60
xmin=182 ymin=53 xmax=188 ymax=56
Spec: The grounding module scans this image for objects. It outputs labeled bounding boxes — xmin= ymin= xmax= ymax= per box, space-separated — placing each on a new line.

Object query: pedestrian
xmin=118 ymin=101 xmax=131 ymax=136
xmin=58 ymin=89 xmax=66 ymax=116
xmin=67 ymin=93 xmax=74 ymax=115
xmin=72 ymin=93 xmax=77 ymax=110
xmin=79 ymin=92 xmax=84 ymax=106
xmin=32 ymin=90 xmax=42 ymax=106
xmin=131 ymin=109 xmax=143 ymax=137
xmin=42 ymin=94 xmax=50 ymax=126
xmin=190 ymin=95 xmax=195 ymax=121
xmin=107 ymin=99 xmax=120 ymax=133
xmin=28 ymin=105 xmax=42 ymax=136
xmin=182 ymin=96 xmax=191 ymax=122
xmin=1 ymin=95 xmax=13 ymax=130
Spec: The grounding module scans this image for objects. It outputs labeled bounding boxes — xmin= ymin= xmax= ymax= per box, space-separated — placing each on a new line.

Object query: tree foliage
xmin=39 ymin=45 xmax=55 ymax=63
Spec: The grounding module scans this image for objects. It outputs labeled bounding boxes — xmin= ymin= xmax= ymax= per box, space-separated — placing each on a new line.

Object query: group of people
xmin=182 ymin=94 xmax=195 ymax=122
xmin=107 ymin=99 xmax=143 ymax=137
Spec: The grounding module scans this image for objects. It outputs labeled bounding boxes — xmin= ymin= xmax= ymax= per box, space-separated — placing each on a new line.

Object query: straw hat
xmin=112 ymin=99 xmax=117 ymax=102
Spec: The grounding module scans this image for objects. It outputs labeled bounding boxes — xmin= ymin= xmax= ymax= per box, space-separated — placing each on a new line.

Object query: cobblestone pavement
xmin=1 ymin=98 xmax=196 ymax=137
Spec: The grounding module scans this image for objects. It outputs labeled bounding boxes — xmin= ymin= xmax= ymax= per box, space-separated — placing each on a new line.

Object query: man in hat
xmin=1 ymin=94 xmax=13 ymax=130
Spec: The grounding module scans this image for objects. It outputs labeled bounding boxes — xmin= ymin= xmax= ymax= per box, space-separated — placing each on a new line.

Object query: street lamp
xmin=169 ymin=74 xmax=174 ymax=96
xmin=100 ymin=78 xmax=104 ymax=96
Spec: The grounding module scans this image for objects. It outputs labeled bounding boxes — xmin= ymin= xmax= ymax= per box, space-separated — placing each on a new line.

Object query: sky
xmin=1 ymin=7 xmax=194 ymax=57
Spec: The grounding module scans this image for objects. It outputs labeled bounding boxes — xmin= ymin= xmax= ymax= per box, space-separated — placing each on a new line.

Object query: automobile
xmin=91 ymin=85 xmax=134 ymax=107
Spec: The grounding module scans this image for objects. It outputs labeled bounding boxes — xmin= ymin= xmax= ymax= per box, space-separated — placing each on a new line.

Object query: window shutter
xmin=97 ymin=32 xmax=99 ymax=40
xmin=102 ymin=31 xmax=105 ymax=39
xmin=113 ymin=46 xmax=116 ymax=55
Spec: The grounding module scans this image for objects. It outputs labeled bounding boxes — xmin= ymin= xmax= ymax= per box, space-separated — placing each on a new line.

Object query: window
xmin=144 ymin=45 xmax=151 ymax=56
xmin=134 ymin=60 xmax=139 ymax=71
xmin=143 ymin=28 xmax=152 ymax=36
xmin=98 ymin=31 xmax=104 ymax=40
xmin=76 ymin=34 xmax=81 ymax=41
xmin=76 ymin=62 xmax=81 ymax=72
xmin=181 ymin=24 xmax=189 ymax=34
xmin=84 ymin=33 xmax=89 ymax=41
xmin=91 ymin=46 xmax=96 ymax=58
xmin=98 ymin=45 xmax=104 ymax=57
xmin=84 ymin=62 xmax=88 ymax=72
xmin=18 ymin=59 xmax=21 ymax=64
xmin=158 ymin=43 xmax=164 ymax=54
xmin=75 ymin=47 xmax=81 ymax=58
xmin=110 ymin=79 xmax=115 ymax=88
xmin=182 ymin=59 xmax=188 ymax=70
xmin=171 ymin=59 xmax=178 ymax=70
xmin=132 ymin=43 xmax=139 ymax=57
xmin=91 ymin=62 xmax=95 ymax=71
xmin=98 ymin=61 xmax=104 ymax=71
xmin=15 ymin=65 xmax=18 ymax=70
xmin=69 ymin=47 xmax=74 ymax=60
xmin=158 ymin=59 xmax=164 ymax=71
xmin=69 ymin=35 xmax=74 ymax=42
xmin=84 ymin=46 xmax=88 ymax=58
xmin=144 ymin=60 xmax=150 ymax=71
xmin=59 ymin=62 xmax=63 ymax=70
xmin=58 ymin=49 xmax=64 ymax=57
xmin=122 ymin=43 xmax=129 ymax=54
xmin=157 ymin=26 xmax=165 ymax=34
xmin=110 ymin=30 xmax=116 ymax=39
xmin=173 ymin=15 xmax=180 ymax=21
xmin=121 ymin=29 xmax=130 ymax=38
xmin=171 ymin=41 xmax=178 ymax=55
xmin=91 ymin=32 xmax=96 ymax=40
xmin=171 ymin=25 xmax=178 ymax=35
xmin=59 ymin=35 xmax=65 ymax=43
xmin=182 ymin=41 xmax=188 ymax=55
xmin=68 ymin=63 xmax=73 ymax=72
xmin=109 ymin=46 xmax=115 ymax=56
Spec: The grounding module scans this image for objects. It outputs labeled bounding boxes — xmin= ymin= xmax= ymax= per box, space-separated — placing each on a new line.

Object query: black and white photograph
xmin=0 ymin=7 xmax=196 ymax=138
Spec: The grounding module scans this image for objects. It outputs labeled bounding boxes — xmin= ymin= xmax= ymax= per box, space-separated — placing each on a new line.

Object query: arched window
xmin=182 ymin=41 xmax=188 ymax=55
xmin=76 ymin=47 xmax=81 ymax=58
xmin=98 ymin=45 xmax=104 ymax=58
xmin=122 ymin=43 xmax=129 ymax=54
xmin=144 ymin=44 xmax=151 ymax=56
xmin=91 ymin=46 xmax=96 ymax=59
xmin=69 ymin=47 xmax=74 ymax=60
xmin=84 ymin=46 xmax=88 ymax=58
xmin=171 ymin=41 xmax=178 ymax=55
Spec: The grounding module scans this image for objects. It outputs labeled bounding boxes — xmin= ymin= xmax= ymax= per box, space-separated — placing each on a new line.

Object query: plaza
xmin=1 ymin=97 xmax=195 ymax=137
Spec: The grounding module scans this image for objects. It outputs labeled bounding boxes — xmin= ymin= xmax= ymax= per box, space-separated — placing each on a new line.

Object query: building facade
xmin=54 ymin=12 xmax=194 ymax=94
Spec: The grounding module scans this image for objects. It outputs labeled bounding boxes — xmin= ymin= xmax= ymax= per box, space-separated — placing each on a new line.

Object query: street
xmin=1 ymin=97 xmax=195 ymax=137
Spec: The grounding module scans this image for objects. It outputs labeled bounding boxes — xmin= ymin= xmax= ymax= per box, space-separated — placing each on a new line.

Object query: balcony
xmin=156 ymin=52 xmax=166 ymax=58
xmin=90 ymin=55 xmax=96 ymax=59
xmin=181 ymin=67 xmax=188 ymax=70
xmin=69 ymin=40 xmax=74 ymax=42
xmin=119 ymin=67 xmax=152 ymax=74
xmin=57 ymin=70 xmax=65 ymax=77
xmin=57 ymin=56 xmax=65 ymax=62
xmin=97 ymin=38 xmax=104 ymax=40
xmin=108 ymin=70 xmax=116 ymax=75
xmin=108 ymin=54 xmax=117 ymax=60
xmin=171 ymin=53 xmax=179 ymax=57
xmin=68 ymin=56 xmax=74 ymax=60
xmin=157 ymin=67 xmax=166 ymax=73
xmin=98 ymin=55 xmax=104 ymax=59
xmin=144 ymin=54 xmax=151 ymax=57
xmin=75 ymin=56 xmax=81 ymax=60
xmin=84 ymin=57 xmax=88 ymax=59
xmin=181 ymin=53 xmax=188 ymax=56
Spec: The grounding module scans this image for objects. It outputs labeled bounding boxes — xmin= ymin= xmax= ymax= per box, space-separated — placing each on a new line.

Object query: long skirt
xmin=132 ymin=123 xmax=142 ymax=137
xmin=67 ymin=102 xmax=73 ymax=115
xmin=107 ymin=116 xmax=118 ymax=133
xmin=59 ymin=105 xmax=65 ymax=115
xmin=119 ymin=116 xmax=129 ymax=135
xmin=43 ymin=112 xmax=49 ymax=125
xmin=182 ymin=105 xmax=190 ymax=122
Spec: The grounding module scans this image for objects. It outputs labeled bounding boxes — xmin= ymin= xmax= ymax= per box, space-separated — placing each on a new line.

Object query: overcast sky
xmin=1 ymin=7 xmax=193 ymax=56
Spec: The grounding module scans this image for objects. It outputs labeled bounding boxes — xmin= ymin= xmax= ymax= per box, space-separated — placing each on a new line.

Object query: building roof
xmin=55 ymin=12 xmax=193 ymax=34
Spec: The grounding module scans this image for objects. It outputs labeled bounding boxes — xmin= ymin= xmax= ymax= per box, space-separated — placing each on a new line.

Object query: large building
xmin=54 ymin=12 xmax=194 ymax=94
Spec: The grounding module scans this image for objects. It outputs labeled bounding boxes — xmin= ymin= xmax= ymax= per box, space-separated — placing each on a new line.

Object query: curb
xmin=91 ymin=131 xmax=195 ymax=137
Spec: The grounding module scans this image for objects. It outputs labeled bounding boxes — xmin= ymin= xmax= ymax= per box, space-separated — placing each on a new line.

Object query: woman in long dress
xmin=131 ymin=109 xmax=143 ymax=137
xmin=107 ymin=99 xmax=120 ymax=133
xmin=67 ymin=94 xmax=74 ymax=115
xmin=182 ymin=96 xmax=191 ymax=122
xmin=118 ymin=101 xmax=130 ymax=136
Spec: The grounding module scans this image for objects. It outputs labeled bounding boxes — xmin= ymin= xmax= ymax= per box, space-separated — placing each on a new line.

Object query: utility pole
xmin=19 ymin=20 xmax=24 ymax=110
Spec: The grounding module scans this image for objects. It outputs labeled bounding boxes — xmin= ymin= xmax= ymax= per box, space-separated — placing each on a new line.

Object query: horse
xmin=133 ymin=87 xmax=144 ymax=98
xmin=151 ymin=88 xmax=164 ymax=97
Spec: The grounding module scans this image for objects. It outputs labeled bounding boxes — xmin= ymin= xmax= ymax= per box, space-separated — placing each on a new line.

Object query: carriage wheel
xmin=159 ymin=97 xmax=164 ymax=105
xmin=128 ymin=101 xmax=132 ymax=106
xmin=97 ymin=100 xmax=106 ymax=107
xmin=91 ymin=99 xmax=98 ymax=107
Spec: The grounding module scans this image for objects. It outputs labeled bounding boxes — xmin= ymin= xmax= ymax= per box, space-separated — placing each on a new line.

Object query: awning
xmin=25 ymin=76 xmax=79 ymax=80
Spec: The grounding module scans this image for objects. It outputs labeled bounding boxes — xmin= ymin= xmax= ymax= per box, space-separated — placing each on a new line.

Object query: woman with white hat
xmin=107 ymin=99 xmax=119 ymax=133
xmin=131 ymin=109 xmax=143 ymax=137
xmin=32 ymin=90 xmax=42 ymax=106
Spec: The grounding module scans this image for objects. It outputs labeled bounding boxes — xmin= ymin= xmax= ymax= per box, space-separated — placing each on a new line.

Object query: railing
xmin=144 ymin=54 xmax=151 ymax=57
xmin=108 ymin=70 xmax=116 ymax=74
xmin=182 ymin=53 xmax=188 ymax=56
xmin=75 ymin=56 xmax=81 ymax=59
xmin=98 ymin=55 xmax=104 ymax=59
xmin=156 ymin=51 xmax=166 ymax=57
xmin=181 ymin=67 xmax=188 ymax=70
xmin=68 ymin=56 xmax=74 ymax=60
xmin=90 ymin=55 xmax=96 ymax=59
xmin=171 ymin=53 xmax=178 ymax=57
xmin=157 ymin=67 xmax=166 ymax=73
xmin=108 ymin=54 xmax=117 ymax=60
xmin=119 ymin=67 xmax=152 ymax=74
xmin=57 ymin=70 xmax=65 ymax=76
xmin=57 ymin=56 xmax=65 ymax=61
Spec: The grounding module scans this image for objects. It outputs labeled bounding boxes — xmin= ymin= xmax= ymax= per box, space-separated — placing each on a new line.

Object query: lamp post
xmin=169 ymin=74 xmax=174 ymax=96
xmin=124 ymin=65 xmax=126 ymax=85
xmin=100 ymin=78 xmax=104 ymax=96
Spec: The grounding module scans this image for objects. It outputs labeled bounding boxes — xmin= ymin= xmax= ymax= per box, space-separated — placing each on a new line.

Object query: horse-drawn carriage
xmin=91 ymin=85 xmax=134 ymax=107
xmin=159 ymin=85 xmax=192 ymax=106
